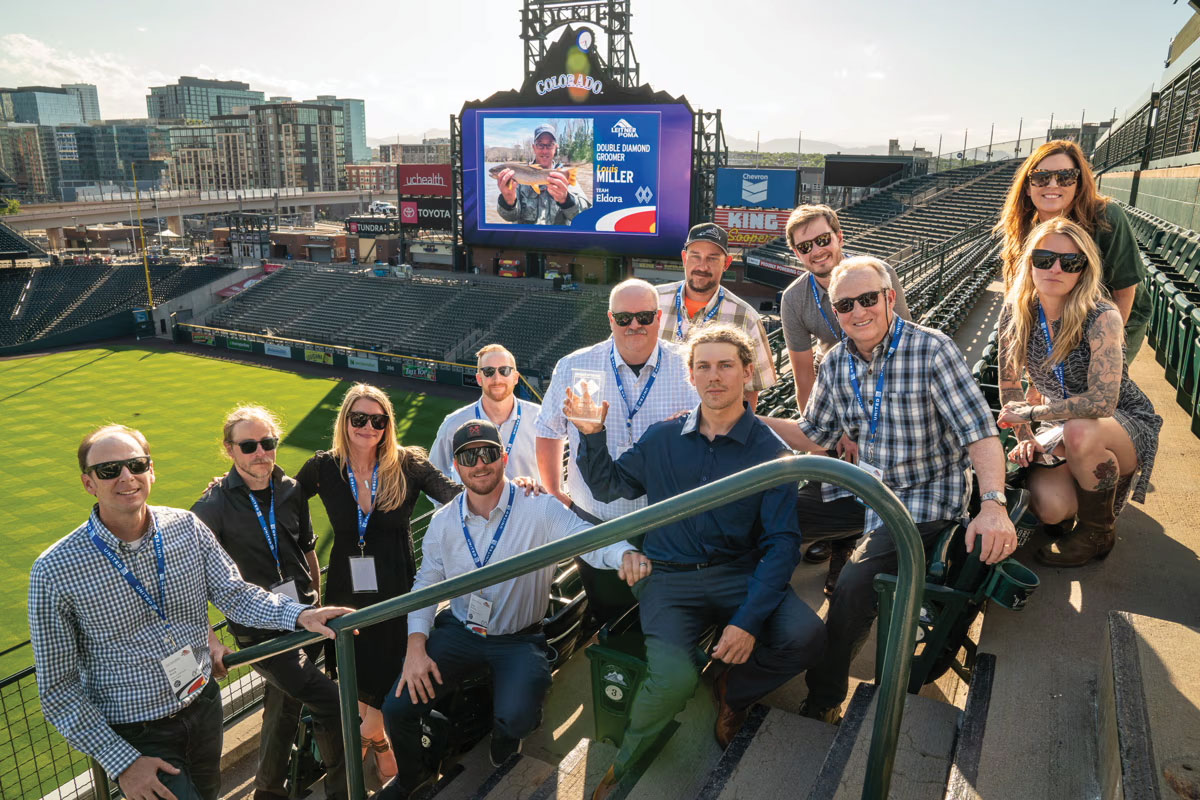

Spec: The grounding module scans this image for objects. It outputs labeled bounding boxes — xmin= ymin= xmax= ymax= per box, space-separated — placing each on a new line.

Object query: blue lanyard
xmin=609 ymin=343 xmax=662 ymax=439
xmin=674 ymin=284 xmax=724 ymax=342
xmin=810 ymin=275 xmax=842 ymax=341
xmin=475 ymin=401 xmax=522 ymax=456
xmin=847 ymin=316 xmax=906 ymax=448
xmin=1038 ymin=304 xmax=1069 ymax=398
xmin=246 ymin=482 xmax=281 ymax=578
xmin=346 ymin=462 xmax=378 ymax=553
xmin=459 ymin=483 xmax=515 ymax=569
xmin=88 ymin=515 xmax=174 ymax=643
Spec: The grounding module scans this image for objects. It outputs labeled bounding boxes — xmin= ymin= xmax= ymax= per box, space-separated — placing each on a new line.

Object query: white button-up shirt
xmin=430 ymin=398 xmax=542 ymax=491
xmin=535 ymin=338 xmax=699 ymax=520
xmin=408 ymin=484 xmax=633 ymax=637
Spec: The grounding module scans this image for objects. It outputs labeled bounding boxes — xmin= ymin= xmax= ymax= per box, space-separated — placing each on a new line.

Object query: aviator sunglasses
xmin=1031 ymin=249 xmax=1088 ymax=273
xmin=1028 ymin=168 xmax=1081 ymax=188
xmin=86 ymin=456 xmax=152 ymax=480
xmin=348 ymin=411 xmax=389 ymax=430
xmin=480 ymin=365 xmax=514 ymax=378
xmin=232 ymin=437 xmax=278 ymax=454
xmin=455 ymin=445 xmax=504 ymax=467
xmin=793 ymin=231 xmax=833 ymax=255
xmin=611 ymin=310 xmax=658 ymax=327
xmin=831 ymin=290 xmax=884 ymax=314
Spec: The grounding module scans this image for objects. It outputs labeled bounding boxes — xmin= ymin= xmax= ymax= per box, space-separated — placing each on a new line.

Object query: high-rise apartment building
xmin=62 ymin=84 xmax=101 ymax=122
xmin=147 ymin=77 xmax=265 ymax=122
xmin=0 ymin=87 xmax=85 ymax=126
xmin=306 ymin=95 xmax=368 ymax=164
xmin=0 ymin=123 xmax=55 ymax=199
xmin=249 ymin=103 xmax=345 ymax=191
xmin=167 ymin=115 xmax=255 ymax=192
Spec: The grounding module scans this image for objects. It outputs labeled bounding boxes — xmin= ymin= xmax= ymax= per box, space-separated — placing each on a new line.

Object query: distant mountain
xmin=366 ymin=129 xmax=451 ymax=146
xmin=724 ymin=135 xmax=889 ymax=156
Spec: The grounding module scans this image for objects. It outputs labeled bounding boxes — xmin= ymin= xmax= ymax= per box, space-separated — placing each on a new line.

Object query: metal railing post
xmin=336 ymin=629 xmax=364 ymax=799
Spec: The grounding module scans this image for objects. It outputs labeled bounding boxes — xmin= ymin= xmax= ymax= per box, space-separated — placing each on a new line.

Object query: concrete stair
xmin=696 ymin=706 xmax=837 ymax=800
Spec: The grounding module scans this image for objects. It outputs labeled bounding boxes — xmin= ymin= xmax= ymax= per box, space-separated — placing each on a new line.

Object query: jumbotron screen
xmin=461 ymin=105 xmax=694 ymax=257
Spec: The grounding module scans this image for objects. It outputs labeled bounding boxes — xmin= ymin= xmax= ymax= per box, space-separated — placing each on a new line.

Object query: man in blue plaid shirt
xmin=28 ymin=425 xmax=353 ymax=800
xmin=763 ymin=257 xmax=1016 ymax=724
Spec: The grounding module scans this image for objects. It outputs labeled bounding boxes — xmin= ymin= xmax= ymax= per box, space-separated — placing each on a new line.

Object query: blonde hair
xmin=77 ymin=424 xmax=150 ymax=473
xmin=330 ymin=383 xmax=424 ymax=513
xmin=828 ymin=256 xmax=894 ymax=298
xmin=687 ymin=322 xmax=754 ymax=368
xmin=222 ymin=405 xmax=283 ymax=457
xmin=476 ymin=344 xmax=516 ymax=368
xmin=1002 ymin=218 xmax=1109 ymax=374
xmin=785 ymin=204 xmax=842 ymax=248
xmin=995 ymin=139 xmax=1111 ymax=289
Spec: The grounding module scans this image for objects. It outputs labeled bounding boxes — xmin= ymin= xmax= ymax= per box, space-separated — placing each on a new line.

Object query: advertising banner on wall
xmin=348 ymin=355 xmax=380 ymax=372
xmin=264 ymin=342 xmax=292 ymax=358
xmin=227 ymin=339 xmax=254 ymax=352
xmin=714 ymin=208 xmax=793 ymax=247
xmin=304 ymin=349 xmax=333 ymax=365
xmin=397 ymin=165 xmax=453 ymax=197
xmin=192 ymin=332 xmax=215 ymax=346
xmin=403 ymin=362 xmax=437 ymax=382
xmin=399 ymin=198 xmax=453 ymax=231
xmin=346 ymin=218 xmax=398 ymax=238
xmin=716 ymin=168 xmax=799 ymax=209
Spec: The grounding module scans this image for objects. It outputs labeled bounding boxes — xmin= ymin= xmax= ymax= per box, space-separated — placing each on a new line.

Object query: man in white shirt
xmin=430 ymin=344 xmax=541 ymax=486
xmin=378 ymin=420 xmax=642 ymax=799
xmin=535 ymin=278 xmax=698 ymax=620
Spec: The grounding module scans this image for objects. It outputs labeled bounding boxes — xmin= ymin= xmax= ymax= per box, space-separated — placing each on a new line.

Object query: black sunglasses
xmin=232 ymin=437 xmax=278 ymax=455
xmin=348 ymin=411 xmax=389 ymax=430
xmin=793 ymin=231 xmax=833 ymax=255
xmin=455 ymin=445 xmax=503 ymax=467
xmin=611 ymin=310 xmax=658 ymax=327
xmin=1028 ymin=168 xmax=1081 ymax=188
xmin=831 ymin=290 xmax=884 ymax=314
xmin=480 ymin=365 xmax=514 ymax=378
xmin=86 ymin=456 xmax=152 ymax=480
xmin=1031 ymin=249 xmax=1088 ymax=273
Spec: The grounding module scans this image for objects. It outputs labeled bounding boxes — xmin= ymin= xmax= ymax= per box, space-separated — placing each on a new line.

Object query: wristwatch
xmin=980 ymin=490 xmax=1007 ymax=508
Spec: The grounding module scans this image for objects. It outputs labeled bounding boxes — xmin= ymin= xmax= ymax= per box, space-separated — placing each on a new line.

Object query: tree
xmin=0 ymin=198 xmax=19 ymax=216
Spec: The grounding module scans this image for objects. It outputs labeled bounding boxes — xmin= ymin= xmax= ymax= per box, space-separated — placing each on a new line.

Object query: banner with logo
xmin=398 ymin=198 xmax=453 ymax=231
xmin=348 ymin=355 xmax=379 ymax=372
xmin=403 ymin=363 xmax=437 ymax=382
xmin=716 ymin=168 xmax=799 ymax=209
xmin=264 ymin=342 xmax=292 ymax=358
xmin=714 ymin=208 xmax=793 ymax=247
xmin=192 ymin=332 xmax=215 ymax=346
xmin=305 ymin=349 xmax=334 ymax=365
xmin=346 ymin=217 xmax=398 ymax=239
xmin=398 ymin=165 xmax=453 ymax=197
xmin=227 ymin=339 xmax=254 ymax=352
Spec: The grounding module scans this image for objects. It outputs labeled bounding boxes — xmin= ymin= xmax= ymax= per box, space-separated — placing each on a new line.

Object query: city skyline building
xmin=62 ymin=84 xmax=101 ymax=122
xmin=306 ymin=95 xmax=368 ymax=164
xmin=0 ymin=87 xmax=84 ymax=126
xmin=147 ymin=76 xmax=265 ymax=122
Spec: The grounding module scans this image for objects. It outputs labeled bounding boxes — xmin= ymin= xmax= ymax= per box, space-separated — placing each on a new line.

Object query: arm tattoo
xmin=1092 ymin=458 xmax=1119 ymax=491
xmin=1034 ymin=311 xmax=1123 ymax=421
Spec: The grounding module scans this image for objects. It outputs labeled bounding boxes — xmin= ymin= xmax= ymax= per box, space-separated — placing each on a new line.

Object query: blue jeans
xmin=109 ymin=679 xmax=223 ymax=800
xmin=380 ymin=611 xmax=552 ymax=793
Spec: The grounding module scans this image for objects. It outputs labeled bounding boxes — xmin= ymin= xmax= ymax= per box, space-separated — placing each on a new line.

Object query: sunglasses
xmin=793 ymin=231 xmax=833 ymax=255
xmin=348 ymin=411 xmax=389 ymax=430
xmin=611 ymin=310 xmax=658 ymax=327
xmin=86 ymin=456 xmax=152 ymax=480
xmin=831 ymin=290 xmax=884 ymax=314
xmin=1031 ymin=249 xmax=1088 ymax=273
xmin=455 ymin=445 xmax=503 ymax=467
xmin=232 ymin=437 xmax=278 ymax=455
xmin=480 ymin=365 xmax=514 ymax=378
xmin=1028 ymin=168 xmax=1081 ymax=188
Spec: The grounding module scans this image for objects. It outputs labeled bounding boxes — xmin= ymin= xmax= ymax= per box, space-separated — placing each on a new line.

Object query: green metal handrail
xmin=226 ymin=455 xmax=925 ymax=800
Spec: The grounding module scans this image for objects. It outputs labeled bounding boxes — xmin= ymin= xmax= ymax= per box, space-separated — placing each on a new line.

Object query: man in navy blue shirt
xmin=567 ymin=324 xmax=825 ymax=799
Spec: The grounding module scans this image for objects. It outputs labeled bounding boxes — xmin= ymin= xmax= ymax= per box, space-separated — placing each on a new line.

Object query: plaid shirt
xmin=28 ymin=505 xmax=309 ymax=780
xmin=796 ymin=320 xmax=998 ymax=531
xmin=536 ymin=338 xmax=700 ymax=520
xmin=656 ymin=281 xmax=777 ymax=392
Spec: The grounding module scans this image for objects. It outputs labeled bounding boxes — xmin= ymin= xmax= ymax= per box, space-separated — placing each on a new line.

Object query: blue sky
xmin=1 ymin=0 xmax=1193 ymax=149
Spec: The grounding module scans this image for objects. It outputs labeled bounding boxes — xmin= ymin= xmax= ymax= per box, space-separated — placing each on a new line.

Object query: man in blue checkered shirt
xmin=763 ymin=257 xmax=1017 ymax=724
xmin=28 ymin=425 xmax=353 ymax=800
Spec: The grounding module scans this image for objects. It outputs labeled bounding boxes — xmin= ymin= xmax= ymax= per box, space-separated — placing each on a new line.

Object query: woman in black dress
xmin=297 ymin=382 xmax=461 ymax=780
xmin=997 ymin=218 xmax=1161 ymax=567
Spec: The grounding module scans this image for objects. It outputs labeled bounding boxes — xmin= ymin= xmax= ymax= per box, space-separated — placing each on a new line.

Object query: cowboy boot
xmin=1036 ymin=482 xmax=1117 ymax=567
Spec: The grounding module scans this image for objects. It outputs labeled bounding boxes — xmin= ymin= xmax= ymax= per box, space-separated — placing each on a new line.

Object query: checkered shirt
xmin=28 ymin=505 xmax=309 ymax=780
xmin=796 ymin=320 xmax=998 ymax=531
xmin=535 ymin=338 xmax=700 ymax=520
xmin=655 ymin=281 xmax=777 ymax=392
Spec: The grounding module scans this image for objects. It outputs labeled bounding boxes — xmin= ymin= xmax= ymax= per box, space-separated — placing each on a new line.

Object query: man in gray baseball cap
xmin=495 ymin=123 xmax=592 ymax=226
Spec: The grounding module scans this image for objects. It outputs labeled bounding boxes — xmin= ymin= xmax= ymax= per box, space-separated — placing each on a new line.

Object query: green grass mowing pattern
xmin=0 ymin=345 xmax=461 ymax=673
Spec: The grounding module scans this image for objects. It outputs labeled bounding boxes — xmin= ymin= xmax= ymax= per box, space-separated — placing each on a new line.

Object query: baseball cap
xmin=684 ymin=222 xmax=729 ymax=254
xmin=452 ymin=419 xmax=503 ymax=455
xmin=533 ymin=124 xmax=557 ymax=141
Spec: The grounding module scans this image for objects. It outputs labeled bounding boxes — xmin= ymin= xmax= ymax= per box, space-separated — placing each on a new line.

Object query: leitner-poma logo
xmin=611 ymin=119 xmax=638 ymax=138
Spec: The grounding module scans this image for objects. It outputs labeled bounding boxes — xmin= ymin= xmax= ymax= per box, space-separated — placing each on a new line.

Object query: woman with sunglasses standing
xmin=997 ymin=219 xmax=1161 ymax=567
xmin=296 ymin=383 xmax=462 ymax=783
xmin=996 ymin=139 xmax=1151 ymax=362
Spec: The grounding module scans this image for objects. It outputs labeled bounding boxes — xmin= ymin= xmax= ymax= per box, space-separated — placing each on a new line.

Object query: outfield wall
xmin=1099 ymin=166 xmax=1200 ymax=231
xmin=173 ymin=322 xmax=545 ymax=399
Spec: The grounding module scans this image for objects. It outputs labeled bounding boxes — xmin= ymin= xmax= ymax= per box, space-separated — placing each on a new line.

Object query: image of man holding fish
xmin=492 ymin=123 xmax=592 ymax=226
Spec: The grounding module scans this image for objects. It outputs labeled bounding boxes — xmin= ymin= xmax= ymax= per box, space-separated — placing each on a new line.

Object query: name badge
xmin=349 ymin=556 xmax=378 ymax=593
xmin=466 ymin=593 xmax=492 ymax=636
xmin=270 ymin=578 xmax=300 ymax=602
xmin=858 ymin=460 xmax=885 ymax=483
xmin=162 ymin=646 xmax=206 ymax=702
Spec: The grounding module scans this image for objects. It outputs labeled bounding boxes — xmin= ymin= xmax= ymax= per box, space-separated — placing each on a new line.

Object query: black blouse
xmin=295 ymin=449 xmax=461 ymax=607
